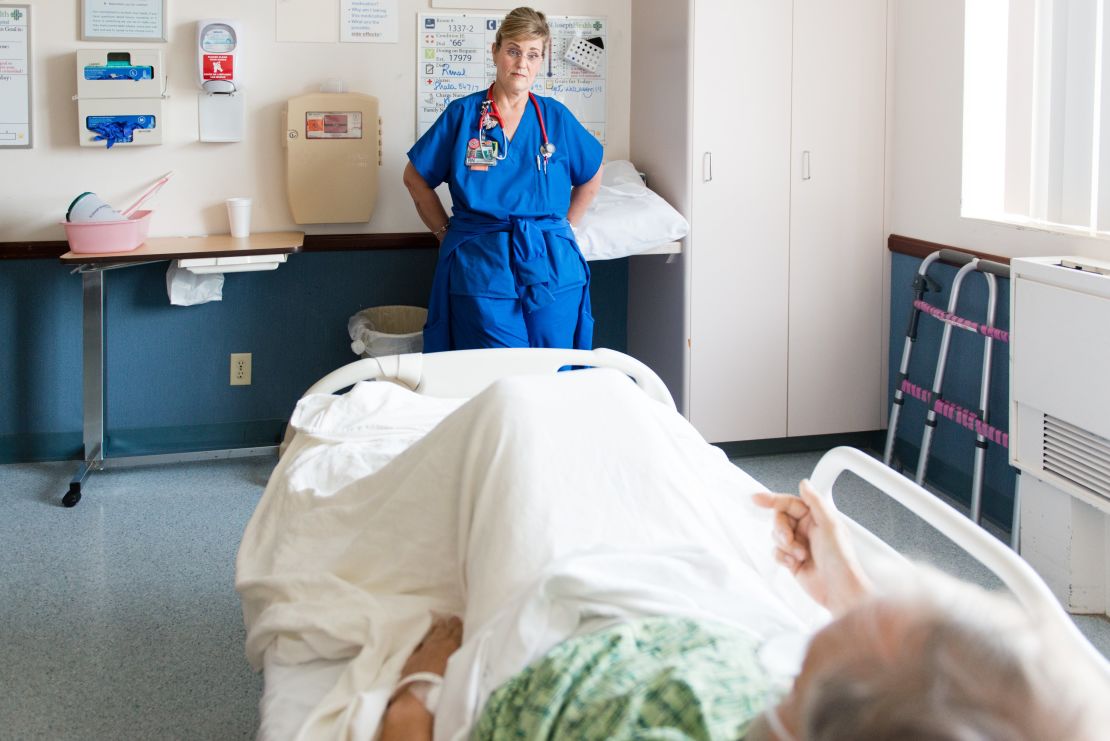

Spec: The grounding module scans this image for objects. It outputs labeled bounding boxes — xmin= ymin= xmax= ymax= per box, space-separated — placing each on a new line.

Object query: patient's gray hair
xmin=801 ymin=571 xmax=1108 ymax=741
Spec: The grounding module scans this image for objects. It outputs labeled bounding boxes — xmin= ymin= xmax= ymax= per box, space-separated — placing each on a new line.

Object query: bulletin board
xmin=0 ymin=4 xmax=31 ymax=148
xmin=416 ymin=13 xmax=606 ymax=144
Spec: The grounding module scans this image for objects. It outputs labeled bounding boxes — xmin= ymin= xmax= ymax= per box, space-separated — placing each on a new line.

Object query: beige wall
xmin=888 ymin=0 xmax=1108 ymax=258
xmin=3 ymin=0 xmax=630 ymax=241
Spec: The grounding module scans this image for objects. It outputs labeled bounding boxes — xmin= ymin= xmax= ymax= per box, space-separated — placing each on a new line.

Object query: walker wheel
xmin=62 ymin=483 xmax=82 ymax=508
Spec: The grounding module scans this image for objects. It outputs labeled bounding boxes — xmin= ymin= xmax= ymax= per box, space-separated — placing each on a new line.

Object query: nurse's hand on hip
xmin=403 ymin=161 xmax=450 ymax=243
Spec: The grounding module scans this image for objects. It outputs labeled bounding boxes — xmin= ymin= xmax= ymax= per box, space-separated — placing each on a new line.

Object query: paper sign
xmin=0 ymin=4 xmax=31 ymax=148
xmin=341 ymin=0 xmax=397 ymax=43
xmin=81 ymin=0 xmax=165 ymax=42
xmin=203 ymin=54 xmax=234 ymax=80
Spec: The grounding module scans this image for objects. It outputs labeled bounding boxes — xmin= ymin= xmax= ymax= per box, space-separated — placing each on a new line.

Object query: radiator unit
xmin=1010 ymin=256 xmax=1110 ymax=615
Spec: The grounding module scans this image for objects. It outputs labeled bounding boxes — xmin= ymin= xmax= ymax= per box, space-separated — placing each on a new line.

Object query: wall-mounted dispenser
xmin=197 ymin=19 xmax=245 ymax=142
xmin=283 ymin=85 xmax=380 ymax=224
xmin=75 ymin=50 xmax=166 ymax=148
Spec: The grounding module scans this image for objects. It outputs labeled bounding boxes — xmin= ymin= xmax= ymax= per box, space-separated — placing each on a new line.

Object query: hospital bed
xmin=237 ymin=348 xmax=1110 ymax=741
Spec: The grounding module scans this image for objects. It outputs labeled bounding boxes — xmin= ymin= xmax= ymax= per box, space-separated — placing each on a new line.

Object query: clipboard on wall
xmin=0 ymin=4 xmax=32 ymax=149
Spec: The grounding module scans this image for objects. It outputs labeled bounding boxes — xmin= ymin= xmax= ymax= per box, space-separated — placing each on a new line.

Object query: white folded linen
xmin=575 ymin=159 xmax=689 ymax=260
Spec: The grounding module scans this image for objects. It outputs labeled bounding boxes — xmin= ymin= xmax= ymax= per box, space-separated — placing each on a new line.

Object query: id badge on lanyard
xmin=466 ymin=138 xmax=498 ymax=171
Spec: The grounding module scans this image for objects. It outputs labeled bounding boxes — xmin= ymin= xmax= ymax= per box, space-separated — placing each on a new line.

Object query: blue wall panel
xmin=887 ymin=252 xmax=1017 ymax=529
xmin=1 ymin=253 xmax=628 ymax=462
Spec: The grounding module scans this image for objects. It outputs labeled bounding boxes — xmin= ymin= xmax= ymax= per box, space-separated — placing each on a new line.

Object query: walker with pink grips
xmin=61 ymin=171 xmax=173 ymax=254
xmin=883 ymin=249 xmax=1015 ymax=547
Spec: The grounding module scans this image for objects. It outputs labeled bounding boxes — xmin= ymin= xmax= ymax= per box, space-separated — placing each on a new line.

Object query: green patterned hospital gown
xmin=473 ymin=616 xmax=779 ymax=740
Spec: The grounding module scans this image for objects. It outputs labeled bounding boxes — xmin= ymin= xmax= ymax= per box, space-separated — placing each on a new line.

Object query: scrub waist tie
xmin=447 ymin=212 xmax=575 ymax=313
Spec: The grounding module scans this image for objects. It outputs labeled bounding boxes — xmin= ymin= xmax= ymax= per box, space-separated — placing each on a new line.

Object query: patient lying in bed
xmin=383 ymin=486 xmax=1104 ymax=741
xmin=238 ymin=369 xmax=1107 ymax=740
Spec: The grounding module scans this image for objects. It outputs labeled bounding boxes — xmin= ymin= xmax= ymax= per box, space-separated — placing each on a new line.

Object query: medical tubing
xmin=482 ymin=85 xmax=550 ymax=151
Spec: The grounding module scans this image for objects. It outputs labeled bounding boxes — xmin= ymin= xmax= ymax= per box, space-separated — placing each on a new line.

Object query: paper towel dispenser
xmin=283 ymin=91 xmax=381 ymax=224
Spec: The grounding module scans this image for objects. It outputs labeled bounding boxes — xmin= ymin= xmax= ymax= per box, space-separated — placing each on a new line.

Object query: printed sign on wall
xmin=0 ymin=4 xmax=31 ymax=148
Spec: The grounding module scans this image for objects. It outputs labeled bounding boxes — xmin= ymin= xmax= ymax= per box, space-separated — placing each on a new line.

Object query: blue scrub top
xmin=408 ymin=90 xmax=603 ymax=351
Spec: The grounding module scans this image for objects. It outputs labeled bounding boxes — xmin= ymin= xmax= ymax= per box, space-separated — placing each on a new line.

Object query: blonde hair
xmin=801 ymin=573 xmax=1110 ymax=741
xmin=494 ymin=7 xmax=550 ymax=50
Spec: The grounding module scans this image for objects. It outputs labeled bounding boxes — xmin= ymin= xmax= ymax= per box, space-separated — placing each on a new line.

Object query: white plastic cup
xmin=226 ymin=197 xmax=252 ymax=238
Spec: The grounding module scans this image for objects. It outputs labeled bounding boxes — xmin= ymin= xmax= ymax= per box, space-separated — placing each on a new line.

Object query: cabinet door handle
xmin=802 ymin=150 xmax=811 ymax=180
xmin=703 ymin=152 xmax=713 ymax=183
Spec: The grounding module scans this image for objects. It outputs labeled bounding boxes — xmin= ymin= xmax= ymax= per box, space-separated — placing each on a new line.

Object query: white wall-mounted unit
xmin=1011 ymin=256 xmax=1110 ymax=510
xmin=75 ymin=49 xmax=166 ymax=148
xmin=1011 ymin=256 xmax=1110 ymax=615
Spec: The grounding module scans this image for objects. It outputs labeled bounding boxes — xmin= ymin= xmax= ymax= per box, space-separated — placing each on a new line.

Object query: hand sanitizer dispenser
xmin=197 ymin=19 xmax=245 ymax=142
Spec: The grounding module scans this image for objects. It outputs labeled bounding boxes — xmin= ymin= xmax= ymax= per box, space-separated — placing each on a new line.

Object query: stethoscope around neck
xmin=478 ymin=84 xmax=556 ymax=167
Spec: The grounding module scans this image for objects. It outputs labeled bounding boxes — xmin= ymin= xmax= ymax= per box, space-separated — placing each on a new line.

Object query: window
xmin=963 ymin=0 xmax=1110 ymax=237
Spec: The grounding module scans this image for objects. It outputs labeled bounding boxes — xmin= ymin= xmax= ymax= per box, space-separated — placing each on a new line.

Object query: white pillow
xmin=574 ymin=160 xmax=689 ymax=261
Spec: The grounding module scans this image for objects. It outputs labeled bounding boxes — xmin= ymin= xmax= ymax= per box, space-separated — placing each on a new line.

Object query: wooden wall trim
xmin=301 ymin=233 xmax=436 ymax=252
xmin=0 ymin=240 xmax=68 ymax=260
xmin=1 ymin=233 xmax=437 ymax=260
xmin=888 ymin=234 xmax=1011 ymax=265
xmin=9 ymin=231 xmax=1007 ymax=263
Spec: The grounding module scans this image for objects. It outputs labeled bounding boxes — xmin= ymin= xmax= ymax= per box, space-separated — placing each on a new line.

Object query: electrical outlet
xmin=230 ymin=352 xmax=252 ymax=386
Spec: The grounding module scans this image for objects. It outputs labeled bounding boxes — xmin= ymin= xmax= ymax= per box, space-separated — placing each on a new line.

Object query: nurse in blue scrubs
xmin=403 ymin=7 xmax=604 ymax=352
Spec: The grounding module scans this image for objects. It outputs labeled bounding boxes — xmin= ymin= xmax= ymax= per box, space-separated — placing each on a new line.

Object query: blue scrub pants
xmin=449 ymin=286 xmax=589 ymax=349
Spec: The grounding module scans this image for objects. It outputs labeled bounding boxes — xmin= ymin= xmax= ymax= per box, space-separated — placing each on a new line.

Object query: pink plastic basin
xmin=63 ymin=210 xmax=152 ymax=253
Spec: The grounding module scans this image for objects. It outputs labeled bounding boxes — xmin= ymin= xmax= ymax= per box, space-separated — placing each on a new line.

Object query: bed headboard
xmin=301 ymin=348 xmax=677 ymax=410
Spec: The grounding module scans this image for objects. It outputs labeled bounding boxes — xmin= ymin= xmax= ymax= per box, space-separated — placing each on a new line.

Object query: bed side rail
xmin=811 ymin=446 xmax=1110 ymax=679
xmin=302 ymin=348 xmax=677 ymax=410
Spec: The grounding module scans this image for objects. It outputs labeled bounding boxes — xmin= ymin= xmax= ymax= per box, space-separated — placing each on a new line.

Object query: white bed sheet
xmin=237 ymin=369 xmax=828 ymax=741
xmin=259 ymin=655 xmax=347 ymax=741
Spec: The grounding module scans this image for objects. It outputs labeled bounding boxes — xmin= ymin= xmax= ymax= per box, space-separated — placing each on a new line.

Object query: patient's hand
xmin=400 ymin=615 xmax=463 ymax=678
xmin=381 ymin=616 xmax=463 ymax=741
xmin=753 ymin=480 xmax=873 ymax=616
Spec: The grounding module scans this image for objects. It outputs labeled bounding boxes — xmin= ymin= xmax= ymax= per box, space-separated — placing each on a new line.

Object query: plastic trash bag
xmin=348 ymin=305 xmax=427 ymax=357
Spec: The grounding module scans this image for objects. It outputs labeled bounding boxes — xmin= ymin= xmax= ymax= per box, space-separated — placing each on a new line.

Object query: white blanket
xmin=236 ymin=369 xmax=827 ymax=740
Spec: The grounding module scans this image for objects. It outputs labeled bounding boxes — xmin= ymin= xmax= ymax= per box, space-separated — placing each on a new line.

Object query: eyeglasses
xmin=504 ymin=47 xmax=543 ymax=64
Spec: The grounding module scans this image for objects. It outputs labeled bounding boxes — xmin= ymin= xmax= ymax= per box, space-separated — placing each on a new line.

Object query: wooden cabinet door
xmin=688 ymin=0 xmax=793 ymax=442
xmin=787 ymin=0 xmax=887 ymax=436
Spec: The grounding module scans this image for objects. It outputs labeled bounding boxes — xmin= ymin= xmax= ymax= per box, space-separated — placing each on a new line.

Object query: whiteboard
xmin=0 ymin=4 xmax=31 ymax=148
xmin=416 ymin=13 xmax=606 ymax=144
